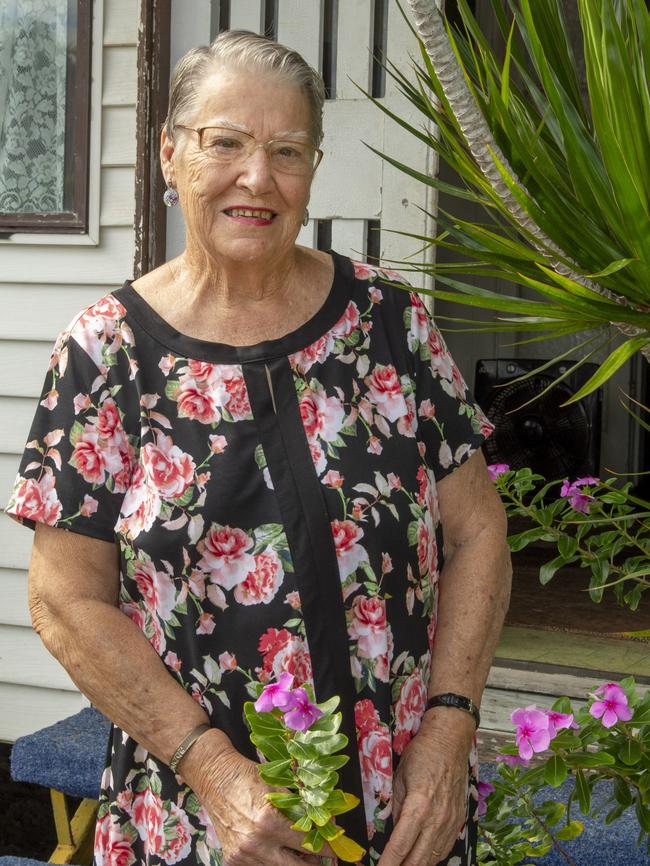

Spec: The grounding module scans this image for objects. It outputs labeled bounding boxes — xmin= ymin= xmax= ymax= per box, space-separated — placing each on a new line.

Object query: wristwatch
xmin=425 ymin=693 xmax=481 ymax=729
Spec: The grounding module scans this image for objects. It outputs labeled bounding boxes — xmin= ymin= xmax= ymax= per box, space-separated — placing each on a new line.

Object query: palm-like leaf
xmin=373 ymin=0 xmax=650 ymax=399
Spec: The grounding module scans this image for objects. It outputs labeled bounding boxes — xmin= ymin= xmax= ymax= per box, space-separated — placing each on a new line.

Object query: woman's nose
xmin=235 ymin=146 xmax=275 ymax=194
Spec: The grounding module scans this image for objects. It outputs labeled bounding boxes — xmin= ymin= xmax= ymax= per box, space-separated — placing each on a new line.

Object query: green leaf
xmin=557 ymin=533 xmax=578 ymax=559
xmin=324 ymin=790 xmax=360 ymax=816
xmin=539 ymin=555 xmax=569 ymax=585
xmin=618 ymin=739 xmax=642 ymax=766
xmin=575 ymin=769 xmax=591 ymax=814
xmin=566 ymin=751 xmax=616 ymax=768
xmin=286 ymin=739 xmax=319 ymax=762
xmin=266 ymin=792 xmax=302 ymax=809
xmin=258 ymin=758 xmax=294 ymax=787
xmin=300 ymin=787 xmax=329 ymax=807
xmin=613 ymin=777 xmax=634 ymax=808
xmin=296 ymin=764 xmax=333 ymax=787
xmin=291 ymin=814 xmax=313 ymax=833
xmin=555 ymin=820 xmax=584 ymax=842
xmin=329 ymin=832 xmax=367 ymax=863
xmin=306 ymin=805 xmax=331 ymax=827
xmin=544 ymin=755 xmax=568 ymax=788
xmin=563 ymin=335 xmax=650 ymax=405
xmin=250 ymin=734 xmax=290 ymax=763
xmin=301 ymin=828 xmax=324 ymax=854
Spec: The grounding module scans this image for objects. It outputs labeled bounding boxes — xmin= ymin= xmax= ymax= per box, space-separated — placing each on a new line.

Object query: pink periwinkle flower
xmin=511 ymin=705 xmax=551 ymax=761
xmin=589 ymin=682 xmax=633 ymax=729
xmin=560 ymin=476 xmax=600 ymax=514
xmin=254 ymin=672 xmax=296 ymax=713
xmin=496 ymin=753 xmax=530 ymax=768
xmin=487 ymin=463 xmax=510 ymax=481
xmin=545 ymin=710 xmax=577 ymax=739
xmin=282 ymin=687 xmax=323 ymax=732
xmin=476 ymin=781 xmax=495 ymax=817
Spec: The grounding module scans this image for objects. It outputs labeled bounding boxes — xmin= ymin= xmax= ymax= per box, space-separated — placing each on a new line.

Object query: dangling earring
xmin=163 ymin=185 xmax=179 ymax=207
xmin=302 ymin=208 xmax=309 ymax=227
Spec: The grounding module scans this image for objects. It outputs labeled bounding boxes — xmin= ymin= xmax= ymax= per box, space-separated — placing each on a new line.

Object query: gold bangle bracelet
xmin=169 ymin=723 xmax=211 ymax=774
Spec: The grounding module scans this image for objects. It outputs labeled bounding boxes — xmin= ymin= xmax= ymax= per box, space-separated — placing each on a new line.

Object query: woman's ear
xmin=160 ymin=126 xmax=175 ymax=185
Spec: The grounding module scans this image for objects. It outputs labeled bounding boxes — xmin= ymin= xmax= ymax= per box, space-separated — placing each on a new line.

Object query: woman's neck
xmin=174 ymin=244 xmax=300 ymax=309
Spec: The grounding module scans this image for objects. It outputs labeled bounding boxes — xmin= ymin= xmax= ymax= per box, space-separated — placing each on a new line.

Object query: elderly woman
xmin=7 ymin=30 xmax=511 ymax=866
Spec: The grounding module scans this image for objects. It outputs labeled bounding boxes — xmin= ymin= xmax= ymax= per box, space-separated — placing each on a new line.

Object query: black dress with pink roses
xmin=6 ymin=251 xmax=493 ymax=866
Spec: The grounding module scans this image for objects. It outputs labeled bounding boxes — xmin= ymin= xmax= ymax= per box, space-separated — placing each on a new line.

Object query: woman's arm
xmin=29 ymin=523 xmax=329 ymax=866
xmin=379 ymin=450 xmax=512 ymax=866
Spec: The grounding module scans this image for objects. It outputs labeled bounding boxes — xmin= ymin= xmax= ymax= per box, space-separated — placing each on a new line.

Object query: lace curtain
xmin=0 ymin=0 xmax=68 ymax=214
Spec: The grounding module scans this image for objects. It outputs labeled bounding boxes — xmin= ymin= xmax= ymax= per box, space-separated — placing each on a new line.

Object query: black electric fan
xmin=475 ymin=359 xmax=601 ymax=479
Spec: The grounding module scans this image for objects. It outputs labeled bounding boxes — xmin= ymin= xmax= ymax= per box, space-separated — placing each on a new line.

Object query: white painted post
xmin=229 ymin=0 xmax=265 ymax=34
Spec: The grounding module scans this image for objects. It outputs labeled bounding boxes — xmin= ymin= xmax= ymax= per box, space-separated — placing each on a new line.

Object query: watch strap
xmin=425 ymin=693 xmax=481 ymax=729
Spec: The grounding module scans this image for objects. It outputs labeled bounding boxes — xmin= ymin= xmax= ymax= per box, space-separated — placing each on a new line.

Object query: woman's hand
xmin=378 ymin=711 xmax=474 ymax=866
xmin=184 ymin=732 xmax=334 ymax=866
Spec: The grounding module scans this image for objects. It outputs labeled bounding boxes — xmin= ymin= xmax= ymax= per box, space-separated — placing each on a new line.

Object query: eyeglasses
xmin=174 ymin=125 xmax=323 ymax=176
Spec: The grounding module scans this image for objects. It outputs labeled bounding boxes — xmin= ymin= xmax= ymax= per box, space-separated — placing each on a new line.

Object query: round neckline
xmin=115 ymin=250 xmax=355 ymax=365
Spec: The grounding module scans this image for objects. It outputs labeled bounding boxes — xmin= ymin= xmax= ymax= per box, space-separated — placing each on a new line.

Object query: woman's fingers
xmin=377 ymin=796 xmax=421 ymax=866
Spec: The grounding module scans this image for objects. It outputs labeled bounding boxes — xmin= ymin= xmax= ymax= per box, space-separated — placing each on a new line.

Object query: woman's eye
xmin=277 ymin=146 xmax=301 ymax=159
xmin=207 ymin=137 xmax=242 ymax=151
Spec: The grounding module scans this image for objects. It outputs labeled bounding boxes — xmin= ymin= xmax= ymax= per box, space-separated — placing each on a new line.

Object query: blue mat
xmin=0 ymin=859 xmax=52 ymax=866
xmin=480 ymin=763 xmax=648 ymax=865
xmin=10 ymin=707 xmax=111 ymax=800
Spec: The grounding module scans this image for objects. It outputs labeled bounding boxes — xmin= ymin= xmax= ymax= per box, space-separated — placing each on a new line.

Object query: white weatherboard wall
xmin=0 ymin=0 xmax=138 ymax=741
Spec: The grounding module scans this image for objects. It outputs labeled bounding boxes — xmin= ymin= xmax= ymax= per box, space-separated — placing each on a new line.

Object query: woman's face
xmin=162 ymin=68 xmax=316 ymax=268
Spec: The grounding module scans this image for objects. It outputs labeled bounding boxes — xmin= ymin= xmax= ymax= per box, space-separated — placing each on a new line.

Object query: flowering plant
xmin=488 ymin=465 xmax=650 ymax=611
xmin=478 ymin=677 xmax=650 ymax=864
xmin=244 ymin=673 xmax=366 ymax=863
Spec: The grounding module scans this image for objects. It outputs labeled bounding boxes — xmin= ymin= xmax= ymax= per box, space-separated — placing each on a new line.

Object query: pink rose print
xmin=70 ymin=427 xmax=121 ymax=485
xmin=177 ymin=381 xmax=220 ymax=424
xmin=163 ymin=802 xmax=193 ymax=864
xmin=299 ymin=385 xmax=345 ymax=444
xmin=407 ymin=293 xmax=430 ymax=350
xmin=427 ymin=326 xmax=454 ymax=380
xmin=133 ymin=556 xmax=176 ymax=619
xmin=330 ymin=301 xmax=360 ymax=339
xmin=223 ymin=372 xmax=251 ymax=420
xmin=197 ymin=524 xmax=255 ymax=590
xmin=10 ymin=469 xmax=62 ymax=526
xmin=97 ymin=398 xmax=122 ymax=439
xmin=74 ymin=392 xmax=92 ymax=414
xmin=218 ymin=651 xmax=237 ymax=671
xmin=308 ymin=441 xmax=327 ymax=475
xmin=258 ymin=627 xmax=313 ymax=684
xmin=131 ymin=788 xmax=165 ymax=852
xmin=141 ymin=432 xmax=195 ymax=500
xmin=119 ymin=464 xmax=161 ymax=537
xmin=352 ymin=262 xmax=377 ymax=280
xmin=359 ymin=724 xmax=392 ymax=803
xmin=331 ymin=519 xmax=367 ymax=578
xmin=187 ymin=360 xmax=215 ymax=382
xmin=364 ymin=364 xmax=405 ymax=423
xmin=290 ymin=333 xmax=334 ymax=375
xmin=397 ymin=391 xmax=417 ymax=438
xmin=73 ymin=295 xmax=129 ymax=369
xmin=348 ymin=595 xmax=390 ymax=659
xmin=416 ymin=517 xmax=437 ymax=578
xmin=393 ymin=669 xmax=428 ymax=754
xmin=80 ymin=494 xmax=99 ymax=517
xmin=94 ymin=812 xmax=136 ymax=866
xmin=233 ymin=548 xmax=284 ymax=605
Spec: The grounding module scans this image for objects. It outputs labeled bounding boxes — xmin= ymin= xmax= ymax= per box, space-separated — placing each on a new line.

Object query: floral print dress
xmin=6 ymin=251 xmax=493 ymax=866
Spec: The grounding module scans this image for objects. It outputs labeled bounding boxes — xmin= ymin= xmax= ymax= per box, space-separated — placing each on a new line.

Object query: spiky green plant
xmin=367 ymin=0 xmax=650 ymax=402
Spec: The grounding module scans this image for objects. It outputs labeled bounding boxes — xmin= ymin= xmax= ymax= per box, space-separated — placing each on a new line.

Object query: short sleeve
xmin=5 ymin=318 xmax=139 ymax=541
xmin=404 ymin=292 xmax=494 ymax=480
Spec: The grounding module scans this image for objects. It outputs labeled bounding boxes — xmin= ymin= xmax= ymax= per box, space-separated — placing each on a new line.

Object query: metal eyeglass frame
xmin=173 ymin=125 xmax=324 ymax=173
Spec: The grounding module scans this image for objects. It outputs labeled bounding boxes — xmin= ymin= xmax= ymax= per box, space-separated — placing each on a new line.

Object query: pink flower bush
xmin=560 ymin=476 xmax=600 ymax=513
xmin=589 ymin=682 xmax=633 ymax=728
xmin=511 ymin=706 xmax=551 ymax=760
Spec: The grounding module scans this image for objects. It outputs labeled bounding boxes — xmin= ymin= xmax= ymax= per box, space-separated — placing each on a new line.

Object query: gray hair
xmin=165 ymin=30 xmax=326 ymax=146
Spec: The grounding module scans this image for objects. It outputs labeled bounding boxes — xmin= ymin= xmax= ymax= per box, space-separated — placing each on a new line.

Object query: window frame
xmin=0 ymin=0 xmax=93 ymax=234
